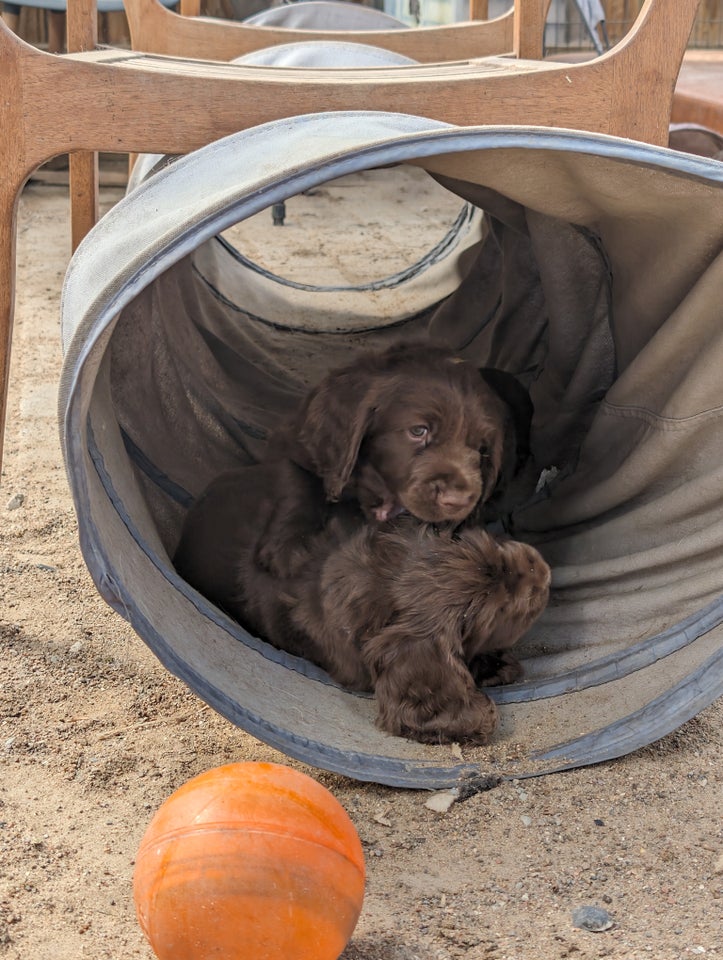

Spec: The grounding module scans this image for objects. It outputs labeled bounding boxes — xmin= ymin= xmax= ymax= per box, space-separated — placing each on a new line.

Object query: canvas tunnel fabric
xmin=58 ymin=112 xmax=723 ymax=789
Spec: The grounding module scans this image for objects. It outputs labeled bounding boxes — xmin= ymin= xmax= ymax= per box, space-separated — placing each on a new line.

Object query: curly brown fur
xmin=288 ymin=522 xmax=551 ymax=743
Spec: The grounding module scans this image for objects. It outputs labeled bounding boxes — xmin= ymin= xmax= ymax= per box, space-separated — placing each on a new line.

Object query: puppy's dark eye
xmin=408 ymin=425 xmax=429 ymax=441
xmin=479 ymin=444 xmax=490 ymax=459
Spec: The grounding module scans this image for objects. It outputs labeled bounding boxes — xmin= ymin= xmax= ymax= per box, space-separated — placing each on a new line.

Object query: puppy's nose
xmin=437 ymin=488 xmax=477 ymax=510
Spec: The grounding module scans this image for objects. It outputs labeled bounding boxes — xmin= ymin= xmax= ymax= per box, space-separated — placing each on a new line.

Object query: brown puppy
xmin=273 ymin=340 xmax=531 ymax=525
xmin=289 ymin=521 xmax=551 ymax=744
xmin=174 ymin=341 xmax=541 ymax=741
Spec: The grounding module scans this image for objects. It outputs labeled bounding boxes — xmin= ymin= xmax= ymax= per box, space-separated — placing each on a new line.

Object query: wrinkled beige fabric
xmin=110 ymin=148 xmax=723 ymax=656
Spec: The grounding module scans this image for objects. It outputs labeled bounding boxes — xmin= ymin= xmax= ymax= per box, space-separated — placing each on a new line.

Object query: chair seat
xmin=76 ymin=46 xmax=558 ymax=77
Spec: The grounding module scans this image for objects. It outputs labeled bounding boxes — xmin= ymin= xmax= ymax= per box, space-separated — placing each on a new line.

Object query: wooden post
xmin=514 ymin=0 xmax=553 ymax=58
xmin=468 ymin=0 xmax=489 ymax=20
xmin=0 ymin=25 xmax=28 ymax=483
xmin=67 ymin=0 xmax=99 ymax=251
xmin=180 ymin=0 xmax=202 ymax=16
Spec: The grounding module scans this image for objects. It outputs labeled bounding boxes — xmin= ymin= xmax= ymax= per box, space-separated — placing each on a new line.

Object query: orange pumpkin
xmin=133 ymin=761 xmax=366 ymax=960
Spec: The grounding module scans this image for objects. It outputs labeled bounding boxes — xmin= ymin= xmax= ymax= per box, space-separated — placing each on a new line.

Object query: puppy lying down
xmin=174 ymin=342 xmax=551 ymax=744
xmin=287 ymin=519 xmax=549 ymax=744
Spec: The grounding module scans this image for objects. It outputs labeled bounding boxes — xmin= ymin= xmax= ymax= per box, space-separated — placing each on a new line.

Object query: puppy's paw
xmin=469 ymin=650 xmax=523 ymax=687
xmin=499 ymin=540 xmax=551 ymax=615
xmin=378 ymin=689 xmax=499 ymax=745
xmin=461 ymin=534 xmax=551 ymax=655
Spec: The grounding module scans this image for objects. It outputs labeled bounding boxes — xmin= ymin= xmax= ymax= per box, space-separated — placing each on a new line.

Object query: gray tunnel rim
xmin=60 ymin=115 xmax=723 ymax=788
xmin=214 ymin=201 xmax=478 ymax=302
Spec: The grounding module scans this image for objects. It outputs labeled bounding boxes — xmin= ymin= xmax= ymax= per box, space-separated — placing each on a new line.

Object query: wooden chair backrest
xmin=122 ymin=0 xmax=522 ymax=64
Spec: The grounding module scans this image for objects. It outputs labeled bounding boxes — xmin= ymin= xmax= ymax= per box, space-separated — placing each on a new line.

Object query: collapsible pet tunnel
xmin=58 ymin=102 xmax=723 ymax=789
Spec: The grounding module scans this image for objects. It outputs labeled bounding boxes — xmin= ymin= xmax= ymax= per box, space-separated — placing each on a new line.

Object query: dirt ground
xmin=1 ymin=170 xmax=721 ymax=960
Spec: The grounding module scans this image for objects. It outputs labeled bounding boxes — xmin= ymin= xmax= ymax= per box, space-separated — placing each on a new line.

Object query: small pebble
xmin=424 ymin=791 xmax=456 ymax=814
xmin=68 ymin=640 xmax=84 ymax=656
xmin=572 ymin=905 xmax=614 ymax=932
xmin=7 ymin=492 xmax=25 ymax=510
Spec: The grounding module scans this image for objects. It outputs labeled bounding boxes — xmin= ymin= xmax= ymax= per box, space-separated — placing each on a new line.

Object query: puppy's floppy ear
xmin=479 ymin=368 xmax=533 ymax=478
xmin=294 ymin=368 xmax=379 ymax=501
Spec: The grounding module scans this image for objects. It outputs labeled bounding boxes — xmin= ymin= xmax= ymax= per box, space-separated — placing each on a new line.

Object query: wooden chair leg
xmin=468 ymin=0 xmax=489 ymax=18
xmin=67 ymin=0 xmax=99 ymax=252
xmin=47 ymin=10 xmax=66 ymax=53
xmin=0 ymin=25 xmax=36 ymax=480
xmin=0 ymin=178 xmax=20 ymax=483
xmin=0 ymin=27 xmax=37 ymax=482
xmin=0 ymin=21 xmax=89 ymax=479
xmin=69 ymin=152 xmax=99 ymax=251
xmin=514 ymin=0 xmax=552 ymax=59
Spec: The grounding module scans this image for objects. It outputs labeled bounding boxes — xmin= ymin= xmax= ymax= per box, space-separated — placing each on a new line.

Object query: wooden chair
xmin=0 ymin=0 xmax=703 ymax=478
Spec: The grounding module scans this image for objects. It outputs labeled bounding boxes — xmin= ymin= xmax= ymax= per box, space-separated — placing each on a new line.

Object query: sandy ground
xmin=1 ymin=171 xmax=721 ymax=960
